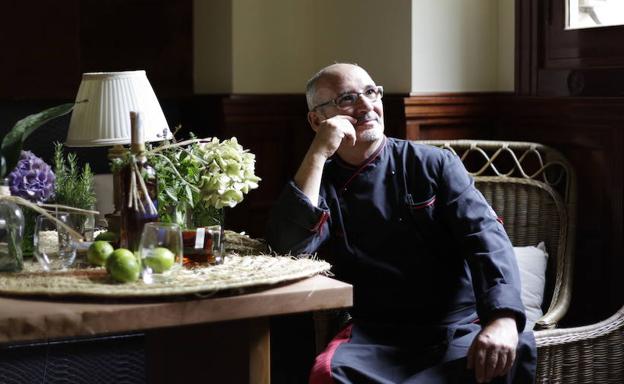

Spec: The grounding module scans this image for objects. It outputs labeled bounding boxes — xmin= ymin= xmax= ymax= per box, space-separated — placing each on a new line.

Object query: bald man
xmin=267 ymin=64 xmax=536 ymax=383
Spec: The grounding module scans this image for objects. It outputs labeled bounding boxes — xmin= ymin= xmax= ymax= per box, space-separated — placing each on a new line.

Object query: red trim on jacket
xmin=338 ymin=137 xmax=387 ymax=193
xmin=309 ymin=324 xmax=353 ymax=384
xmin=310 ymin=211 xmax=330 ymax=236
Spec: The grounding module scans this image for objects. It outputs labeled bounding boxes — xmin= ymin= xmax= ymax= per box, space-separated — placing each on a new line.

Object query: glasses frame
xmin=311 ymin=85 xmax=384 ymax=112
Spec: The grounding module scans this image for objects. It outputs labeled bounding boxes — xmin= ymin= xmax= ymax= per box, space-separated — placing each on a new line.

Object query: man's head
xmin=306 ymin=63 xmax=384 ymax=143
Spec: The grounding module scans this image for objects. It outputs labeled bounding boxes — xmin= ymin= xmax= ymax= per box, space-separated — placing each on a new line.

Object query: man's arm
xmin=294 ymin=115 xmax=357 ymax=206
xmin=265 ymin=115 xmax=356 ymax=254
xmin=437 ymin=150 xmax=526 ymax=383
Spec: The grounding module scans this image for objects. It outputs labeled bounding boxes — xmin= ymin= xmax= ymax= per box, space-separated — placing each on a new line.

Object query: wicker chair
xmin=417 ymin=140 xmax=623 ymax=383
xmin=534 ymin=305 xmax=624 ymax=383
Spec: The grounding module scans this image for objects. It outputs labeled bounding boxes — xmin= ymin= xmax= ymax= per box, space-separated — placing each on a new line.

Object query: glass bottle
xmin=0 ymin=178 xmax=25 ymax=272
xmin=120 ymin=111 xmax=158 ymax=252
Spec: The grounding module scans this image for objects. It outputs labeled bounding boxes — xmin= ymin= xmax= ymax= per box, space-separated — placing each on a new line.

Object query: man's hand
xmin=294 ymin=115 xmax=357 ymax=206
xmin=309 ymin=115 xmax=358 ymax=160
xmin=467 ymin=314 xmax=519 ymax=383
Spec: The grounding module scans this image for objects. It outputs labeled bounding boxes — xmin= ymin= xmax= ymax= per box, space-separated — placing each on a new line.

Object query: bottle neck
xmin=131 ymin=143 xmax=146 ymax=156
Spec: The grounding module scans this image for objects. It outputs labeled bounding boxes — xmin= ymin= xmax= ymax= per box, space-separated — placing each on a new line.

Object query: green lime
xmin=106 ymin=248 xmax=140 ymax=283
xmin=143 ymin=247 xmax=176 ymax=273
xmin=87 ymin=241 xmax=115 ymax=266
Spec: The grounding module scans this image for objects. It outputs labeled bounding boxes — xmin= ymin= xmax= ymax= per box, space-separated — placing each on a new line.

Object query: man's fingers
xmin=343 ymin=126 xmax=356 ymax=146
xmin=483 ymin=349 xmax=499 ymax=382
xmin=475 ymin=347 xmax=487 ymax=383
xmin=341 ymin=115 xmax=357 ymax=125
xmin=502 ymin=348 xmax=516 ymax=376
xmin=467 ymin=341 xmax=475 ymax=369
xmin=492 ymin=350 xmax=508 ymax=379
xmin=334 ymin=115 xmax=357 ymax=146
xmin=310 ymin=115 xmax=358 ymax=157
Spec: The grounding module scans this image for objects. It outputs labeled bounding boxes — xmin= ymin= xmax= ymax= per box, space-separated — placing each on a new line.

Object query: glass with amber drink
xmin=182 ymin=225 xmax=223 ymax=267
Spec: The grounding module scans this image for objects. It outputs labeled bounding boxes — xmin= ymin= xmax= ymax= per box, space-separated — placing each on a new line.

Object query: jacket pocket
xmin=406 ymin=194 xmax=438 ymax=240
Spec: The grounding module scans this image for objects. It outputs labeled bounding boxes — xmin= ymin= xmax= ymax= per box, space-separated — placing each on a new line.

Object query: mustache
xmin=356 ymin=113 xmax=379 ymax=125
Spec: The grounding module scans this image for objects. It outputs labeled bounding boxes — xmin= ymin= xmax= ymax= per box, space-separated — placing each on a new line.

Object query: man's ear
xmin=307 ymin=111 xmax=321 ymax=132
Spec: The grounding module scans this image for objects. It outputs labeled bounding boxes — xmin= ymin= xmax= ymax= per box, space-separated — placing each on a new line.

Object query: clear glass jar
xmin=0 ymin=179 xmax=25 ymax=272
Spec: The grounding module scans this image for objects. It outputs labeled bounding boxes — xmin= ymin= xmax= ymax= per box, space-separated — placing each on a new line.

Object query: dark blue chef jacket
xmin=267 ymin=137 xmax=536 ymax=383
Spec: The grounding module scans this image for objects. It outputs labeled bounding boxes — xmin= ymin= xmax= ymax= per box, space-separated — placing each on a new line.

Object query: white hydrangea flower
xmin=196 ymin=137 xmax=261 ymax=209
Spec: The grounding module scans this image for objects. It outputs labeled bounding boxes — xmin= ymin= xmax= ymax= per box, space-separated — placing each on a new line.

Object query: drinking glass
xmin=182 ymin=225 xmax=223 ymax=267
xmin=139 ymin=222 xmax=183 ymax=284
xmin=206 ymin=225 xmax=223 ymax=265
xmin=33 ymin=212 xmax=77 ymax=271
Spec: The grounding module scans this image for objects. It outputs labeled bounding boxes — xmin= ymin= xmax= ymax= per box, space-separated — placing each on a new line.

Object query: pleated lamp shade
xmin=66 ymin=71 xmax=172 ymax=147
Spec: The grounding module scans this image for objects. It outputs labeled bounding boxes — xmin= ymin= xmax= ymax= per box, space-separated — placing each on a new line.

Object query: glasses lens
xmin=363 ymin=87 xmax=380 ymax=101
xmin=336 ymin=93 xmax=358 ymax=108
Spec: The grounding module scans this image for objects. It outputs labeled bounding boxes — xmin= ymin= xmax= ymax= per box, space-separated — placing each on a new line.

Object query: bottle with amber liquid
xmin=120 ymin=111 xmax=159 ymax=252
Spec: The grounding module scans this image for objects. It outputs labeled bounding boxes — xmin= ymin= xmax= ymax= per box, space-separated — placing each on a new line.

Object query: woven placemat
xmin=0 ymin=255 xmax=330 ymax=298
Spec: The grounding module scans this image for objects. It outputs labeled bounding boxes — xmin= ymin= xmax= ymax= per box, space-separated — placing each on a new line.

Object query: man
xmin=266 ymin=63 xmax=536 ymax=383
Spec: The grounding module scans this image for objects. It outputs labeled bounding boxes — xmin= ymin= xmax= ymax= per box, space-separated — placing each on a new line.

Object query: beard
xmin=357 ymin=125 xmax=384 ymax=142
xmin=355 ymin=112 xmax=384 ymax=142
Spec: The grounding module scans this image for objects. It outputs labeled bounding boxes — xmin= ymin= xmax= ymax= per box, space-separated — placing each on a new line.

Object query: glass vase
xmin=0 ymin=184 xmax=25 ymax=272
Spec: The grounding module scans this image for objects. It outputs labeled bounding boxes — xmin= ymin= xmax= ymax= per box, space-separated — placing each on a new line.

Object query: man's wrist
xmin=488 ymin=310 xmax=519 ymax=327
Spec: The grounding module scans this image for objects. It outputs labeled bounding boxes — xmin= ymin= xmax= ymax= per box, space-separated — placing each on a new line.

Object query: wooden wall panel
xmin=221 ymin=95 xmax=311 ymax=238
xmin=0 ymin=0 xmax=193 ymax=100
xmin=403 ymin=94 xmax=500 ymax=140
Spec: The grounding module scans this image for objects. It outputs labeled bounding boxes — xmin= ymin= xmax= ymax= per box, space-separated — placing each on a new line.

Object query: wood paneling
xmin=221 ymin=95 xmax=311 ymax=238
xmin=0 ymin=1 xmax=81 ymax=99
xmin=0 ymin=0 xmax=192 ymax=100
xmin=403 ymin=93 xmax=501 ymax=140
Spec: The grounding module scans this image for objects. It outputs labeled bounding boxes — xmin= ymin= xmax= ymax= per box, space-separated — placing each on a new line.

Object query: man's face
xmin=311 ymin=65 xmax=384 ymax=143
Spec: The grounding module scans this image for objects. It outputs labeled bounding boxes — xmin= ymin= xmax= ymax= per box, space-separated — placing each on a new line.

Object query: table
xmin=0 ymin=275 xmax=352 ymax=383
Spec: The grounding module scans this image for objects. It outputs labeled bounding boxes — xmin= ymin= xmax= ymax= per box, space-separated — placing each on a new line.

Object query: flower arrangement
xmin=145 ymin=135 xmax=261 ymax=229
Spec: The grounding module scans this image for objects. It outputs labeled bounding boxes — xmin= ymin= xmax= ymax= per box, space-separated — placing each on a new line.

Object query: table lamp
xmin=65 ymin=70 xmax=172 ymax=230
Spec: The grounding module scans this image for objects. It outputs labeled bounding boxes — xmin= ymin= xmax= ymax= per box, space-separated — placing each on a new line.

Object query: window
xmin=567 ymin=0 xmax=624 ymax=29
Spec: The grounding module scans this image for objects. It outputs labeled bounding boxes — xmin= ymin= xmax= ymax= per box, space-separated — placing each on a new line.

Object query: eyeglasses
xmin=311 ymin=86 xmax=384 ymax=111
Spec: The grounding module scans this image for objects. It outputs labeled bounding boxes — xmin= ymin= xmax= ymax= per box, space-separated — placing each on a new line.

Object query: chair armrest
xmin=534 ymin=305 xmax=624 ymax=383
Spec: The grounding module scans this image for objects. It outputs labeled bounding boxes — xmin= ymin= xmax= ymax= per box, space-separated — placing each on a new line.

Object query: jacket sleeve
xmin=265 ymin=180 xmax=331 ymax=255
xmin=438 ymin=150 xmax=527 ymax=332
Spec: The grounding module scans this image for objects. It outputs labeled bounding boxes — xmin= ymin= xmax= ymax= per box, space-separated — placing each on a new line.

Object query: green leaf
xmin=1 ymin=103 xmax=74 ymax=177
xmin=185 ymin=185 xmax=194 ymax=206
xmin=164 ymin=187 xmax=178 ymax=202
